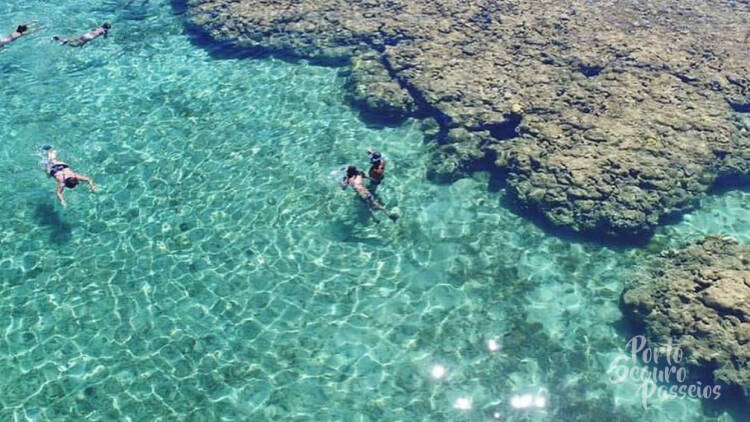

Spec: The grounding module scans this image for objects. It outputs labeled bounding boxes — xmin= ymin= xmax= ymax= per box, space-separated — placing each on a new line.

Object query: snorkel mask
xmin=368 ymin=151 xmax=383 ymax=164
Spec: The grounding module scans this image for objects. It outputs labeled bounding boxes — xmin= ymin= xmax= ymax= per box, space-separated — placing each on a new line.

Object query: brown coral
xmin=622 ymin=236 xmax=750 ymax=397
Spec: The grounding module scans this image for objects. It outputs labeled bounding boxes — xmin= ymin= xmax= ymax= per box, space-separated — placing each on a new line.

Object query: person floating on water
xmin=53 ymin=22 xmax=110 ymax=47
xmin=0 ymin=22 xmax=41 ymax=49
xmin=366 ymin=147 xmax=386 ymax=192
xmin=341 ymin=166 xmax=398 ymax=222
xmin=43 ymin=145 xmax=97 ymax=207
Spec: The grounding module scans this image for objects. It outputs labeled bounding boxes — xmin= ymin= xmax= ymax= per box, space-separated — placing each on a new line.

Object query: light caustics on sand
xmin=510 ymin=392 xmax=547 ymax=409
xmin=453 ymin=397 xmax=472 ymax=410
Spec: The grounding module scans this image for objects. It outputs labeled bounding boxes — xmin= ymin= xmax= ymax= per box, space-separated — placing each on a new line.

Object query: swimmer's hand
xmin=23 ymin=21 xmax=44 ymax=35
xmin=90 ymin=183 xmax=98 ymax=193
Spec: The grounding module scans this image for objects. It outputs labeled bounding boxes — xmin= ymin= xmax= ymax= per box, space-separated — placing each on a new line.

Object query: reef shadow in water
xmin=578 ymin=64 xmax=604 ymax=77
xmin=499 ymin=191 xmax=651 ymax=250
xmin=483 ymin=114 xmax=522 ymax=140
xmin=707 ymin=173 xmax=750 ymax=196
xmin=34 ymin=203 xmax=72 ymax=244
xmin=727 ymin=100 xmax=750 ymax=113
xmin=456 ymin=144 xmax=624 ymax=247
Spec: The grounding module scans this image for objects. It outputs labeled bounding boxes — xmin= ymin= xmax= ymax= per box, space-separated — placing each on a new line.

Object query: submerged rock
xmin=185 ymin=0 xmax=750 ymax=238
xmin=343 ymin=53 xmax=417 ymax=121
xmin=621 ymin=237 xmax=750 ymax=397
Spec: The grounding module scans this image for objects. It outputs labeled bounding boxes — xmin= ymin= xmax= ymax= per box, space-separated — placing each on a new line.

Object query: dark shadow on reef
xmin=727 ymin=100 xmax=750 ymax=113
xmin=33 ymin=203 xmax=72 ymax=244
xmin=707 ymin=173 xmax=750 ymax=196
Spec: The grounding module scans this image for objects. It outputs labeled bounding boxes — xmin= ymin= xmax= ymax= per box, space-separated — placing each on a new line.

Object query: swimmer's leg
xmin=67 ymin=38 xmax=86 ymax=47
xmin=358 ymin=195 xmax=380 ymax=223
xmin=46 ymin=148 xmax=58 ymax=161
xmin=367 ymin=195 xmax=399 ymax=222
xmin=370 ymin=196 xmax=399 ymax=222
xmin=371 ymin=198 xmax=389 ymax=214
xmin=24 ymin=21 xmax=44 ymax=35
xmin=44 ymin=149 xmax=58 ymax=175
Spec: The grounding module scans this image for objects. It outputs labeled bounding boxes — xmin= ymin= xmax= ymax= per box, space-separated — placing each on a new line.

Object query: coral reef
xmin=343 ymin=52 xmax=416 ymax=122
xmin=184 ymin=0 xmax=750 ymax=237
xmin=622 ymin=236 xmax=750 ymax=397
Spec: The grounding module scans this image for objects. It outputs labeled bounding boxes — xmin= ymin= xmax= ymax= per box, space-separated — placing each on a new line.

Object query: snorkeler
xmin=341 ymin=166 xmax=398 ymax=221
xmin=53 ymin=22 xmax=110 ymax=47
xmin=44 ymin=146 xmax=97 ymax=207
xmin=366 ymin=147 xmax=386 ymax=191
xmin=0 ymin=22 xmax=41 ymax=49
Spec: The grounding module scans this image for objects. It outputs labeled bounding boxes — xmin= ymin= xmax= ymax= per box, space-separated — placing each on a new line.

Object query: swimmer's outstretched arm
xmin=22 ymin=21 xmax=43 ymax=35
xmin=56 ymin=181 xmax=67 ymax=207
xmin=75 ymin=173 xmax=97 ymax=192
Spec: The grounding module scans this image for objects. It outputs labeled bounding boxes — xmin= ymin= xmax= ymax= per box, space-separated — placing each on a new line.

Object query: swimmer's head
xmin=16 ymin=25 xmax=28 ymax=34
xmin=346 ymin=166 xmax=359 ymax=178
xmin=102 ymin=22 xmax=111 ymax=30
xmin=64 ymin=177 xmax=79 ymax=189
xmin=369 ymin=152 xmax=382 ymax=164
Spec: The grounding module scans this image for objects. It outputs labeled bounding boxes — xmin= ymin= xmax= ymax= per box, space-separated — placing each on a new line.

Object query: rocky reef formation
xmin=342 ymin=52 xmax=417 ymax=122
xmin=622 ymin=237 xmax=750 ymax=397
xmin=184 ymin=0 xmax=750 ymax=238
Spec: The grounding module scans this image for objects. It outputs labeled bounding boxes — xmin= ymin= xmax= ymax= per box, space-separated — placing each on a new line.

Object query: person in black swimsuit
xmin=45 ymin=148 xmax=97 ymax=207
xmin=367 ymin=147 xmax=386 ymax=192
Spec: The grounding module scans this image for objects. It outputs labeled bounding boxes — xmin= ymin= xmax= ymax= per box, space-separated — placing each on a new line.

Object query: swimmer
xmin=366 ymin=147 xmax=386 ymax=191
xmin=44 ymin=146 xmax=97 ymax=207
xmin=53 ymin=22 xmax=110 ymax=47
xmin=341 ymin=166 xmax=397 ymax=221
xmin=0 ymin=22 xmax=41 ymax=49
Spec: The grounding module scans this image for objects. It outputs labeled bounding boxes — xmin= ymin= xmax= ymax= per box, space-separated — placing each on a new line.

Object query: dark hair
xmin=346 ymin=166 xmax=359 ymax=178
xmin=16 ymin=25 xmax=28 ymax=33
xmin=102 ymin=22 xmax=111 ymax=30
xmin=64 ymin=177 xmax=79 ymax=188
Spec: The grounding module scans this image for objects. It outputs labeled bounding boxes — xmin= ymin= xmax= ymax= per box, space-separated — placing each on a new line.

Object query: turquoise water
xmin=1 ymin=1 xmax=748 ymax=420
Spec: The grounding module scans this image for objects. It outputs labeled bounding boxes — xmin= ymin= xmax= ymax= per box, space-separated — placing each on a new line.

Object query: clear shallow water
xmin=1 ymin=1 xmax=748 ymax=420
